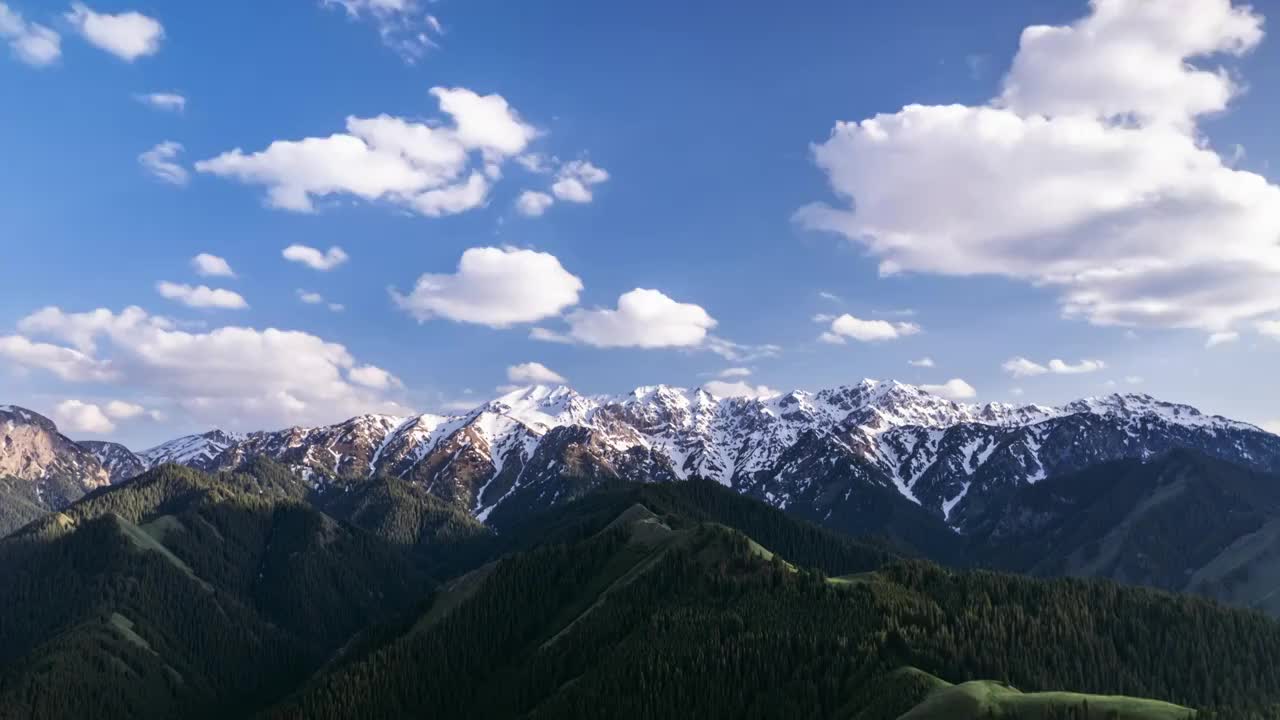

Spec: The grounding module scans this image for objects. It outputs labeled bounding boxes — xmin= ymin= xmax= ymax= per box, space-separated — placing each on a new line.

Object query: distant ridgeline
xmin=1 ymin=461 xmax=1279 ymax=719
xmin=5 ymin=385 xmax=1280 ymax=623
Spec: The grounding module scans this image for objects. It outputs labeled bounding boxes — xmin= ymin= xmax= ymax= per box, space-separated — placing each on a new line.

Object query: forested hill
xmin=3 ymin=462 xmax=1280 ymax=718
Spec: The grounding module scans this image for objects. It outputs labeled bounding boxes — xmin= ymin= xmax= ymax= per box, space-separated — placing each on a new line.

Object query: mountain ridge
xmin=108 ymin=381 xmax=1280 ymax=530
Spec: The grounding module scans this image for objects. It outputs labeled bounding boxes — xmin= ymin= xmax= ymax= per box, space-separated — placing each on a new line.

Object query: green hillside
xmin=4 ymin=464 xmax=1280 ymax=718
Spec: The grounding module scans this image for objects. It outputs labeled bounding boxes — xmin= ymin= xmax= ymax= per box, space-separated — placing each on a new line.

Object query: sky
xmin=2 ymin=0 xmax=1280 ymax=448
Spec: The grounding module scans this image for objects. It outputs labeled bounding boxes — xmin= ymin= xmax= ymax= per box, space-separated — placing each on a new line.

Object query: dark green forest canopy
xmin=2 ymin=462 xmax=1280 ymax=719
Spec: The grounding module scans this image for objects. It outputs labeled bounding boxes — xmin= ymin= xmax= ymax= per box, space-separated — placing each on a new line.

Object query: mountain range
xmin=5 ymin=381 xmax=1280 ymax=615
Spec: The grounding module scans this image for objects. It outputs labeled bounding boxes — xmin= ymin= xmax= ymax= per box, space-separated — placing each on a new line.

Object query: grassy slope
xmin=900 ymin=679 xmax=1194 ymax=719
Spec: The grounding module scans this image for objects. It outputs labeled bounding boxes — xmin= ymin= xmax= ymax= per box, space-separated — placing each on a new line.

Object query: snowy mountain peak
xmin=46 ymin=379 xmax=1278 ymax=535
xmin=141 ymin=429 xmax=244 ymax=469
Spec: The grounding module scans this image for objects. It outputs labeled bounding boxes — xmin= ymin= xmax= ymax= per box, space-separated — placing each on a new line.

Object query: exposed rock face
xmin=0 ymin=406 xmax=113 ymax=535
xmin=79 ymin=441 xmax=146 ymax=484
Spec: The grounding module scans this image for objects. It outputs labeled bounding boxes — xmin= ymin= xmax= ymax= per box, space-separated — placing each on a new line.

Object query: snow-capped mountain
xmin=79 ymin=441 xmax=147 ymax=484
xmin=140 ymin=429 xmax=245 ymax=470
xmin=101 ymin=381 xmax=1280 ymax=535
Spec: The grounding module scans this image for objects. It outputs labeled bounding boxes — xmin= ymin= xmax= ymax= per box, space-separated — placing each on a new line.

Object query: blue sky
xmin=3 ymin=0 xmax=1280 ymax=448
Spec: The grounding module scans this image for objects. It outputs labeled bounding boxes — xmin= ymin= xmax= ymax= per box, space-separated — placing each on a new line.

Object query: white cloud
xmin=1010 ymin=387 xmax=1025 ymax=397
xmin=797 ymin=0 xmax=1280 ymax=334
xmin=515 ymin=190 xmax=554 ymax=217
xmin=65 ymin=3 xmax=163 ymax=61
xmin=1047 ymin=358 xmax=1107 ymax=375
xmin=392 ymin=246 xmax=582 ymax=328
xmin=283 ymin=244 xmax=349 ymax=271
xmin=551 ymin=160 xmax=609 ymax=203
xmin=197 ymin=87 xmax=534 ymax=216
xmin=718 ymin=367 xmax=752 ymax=378
xmin=322 ymin=0 xmax=443 ymax=64
xmin=295 ymin=290 xmax=345 ymax=312
xmin=920 ymin=378 xmax=977 ymax=400
xmin=410 ymin=171 xmax=490 ymax=217
xmin=54 ymin=399 xmax=115 ymax=434
xmin=6 ymin=305 xmax=408 ymax=430
xmin=104 ymin=400 xmax=145 ymax=419
xmin=156 ymin=282 xmax=249 ymax=310
xmin=0 ymin=335 xmax=116 ymax=381
xmin=703 ymin=336 xmax=781 ymax=362
xmin=139 ymin=141 xmax=188 ymax=185
xmin=529 ymin=327 xmax=573 ymax=344
xmin=1258 ymin=320 xmax=1280 ymax=338
xmin=136 ymin=92 xmax=185 ymax=113
xmin=908 ymin=357 xmax=935 ymax=368
xmin=703 ymin=380 xmax=778 ymax=400
xmin=1002 ymin=357 xmax=1047 ymax=377
xmin=0 ymin=3 xmax=60 ymax=66
xmin=822 ymin=314 xmax=920 ymax=343
xmin=1206 ymin=331 xmax=1240 ymax=347
xmin=564 ymin=288 xmax=716 ymax=349
xmin=1263 ymin=420 xmax=1280 ymax=436
xmin=192 ymin=253 xmax=235 ymax=278
xmin=506 ymin=361 xmax=567 ymax=385
xmin=818 ymin=331 xmax=846 ymax=345
xmin=1124 ymin=375 xmax=1144 ymax=385
xmin=1002 ymin=356 xmax=1106 ymax=377
xmin=818 ymin=291 xmax=842 ymax=303
xmin=516 ymin=153 xmax=551 ymax=173
xmin=347 ymin=364 xmax=402 ymax=390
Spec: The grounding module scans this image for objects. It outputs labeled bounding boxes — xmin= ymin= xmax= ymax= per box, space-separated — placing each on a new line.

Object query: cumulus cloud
xmin=1002 ymin=357 xmax=1048 ymax=378
xmin=1002 ymin=356 xmax=1106 ymax=377
xmin=156 ymin=282 xmax=249 ymax=310
xmin=322 ymin=0 xmax=443 ymax=64
xmin=192 ymin=253 xmax=235 ymax=278
xmin=506 ymin=361 xmax=567 ymax=385
xmin=551 ymin=160 xmax=610 ymax=203
xmin=135 ymin=92 xmax=185 ymax=112
xmin=908 ymin=357 xmax=935 ymax=368
xmin=198 ymin=87 xmax=534 ymax=216
xmin=104 ymin=400 xmax=146 ymax=419
xmin=4 ymin=305 xmax=408 ymax=430
xmin=563 ymin=289 xmax=716 ymax=349
xmin=54 ymin=399 xmax=115 ymax=433
xmin=392 ymin=246 xmax=583 ymax=328
xmin=703 ymin=380 xmax=778 ymax=400
xmin=1047 ymin=358 xmax=1107 ymax=375
xmin=65 ymin=3 xmax=163 ymax=61
xmin=797 ymin=0 xmax=1280 ymax=334
xmin=283 ymin=244 xmax=349 ymax=271
xmin=139 ymin=141 xmax=188 ymax=185
xmin=1259 ymin=320 xmax=1280 ymax=339
xmin=718 ymin=367 xmax=752 ymax=378
xmin=347 ymin=364 xmax=402 ymax=390
xmin=0 ymin=335 xmax=116 ymax=381
xmin=820 ymin=314 xmax=920 ymax=343
xmin=920 ymin=378 xmax=977 ymax=400
xmin=515 ymin=190 xmax=554 ymax=217
xmin=0 ymin=3 xmax=60 ymax=66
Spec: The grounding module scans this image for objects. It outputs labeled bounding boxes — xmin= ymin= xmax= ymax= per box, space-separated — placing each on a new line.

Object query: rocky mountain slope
xmin=114 ymin=382 xmax=1280 ymax=538
xmin=0 ymin=406 xmax=113 ymax=533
